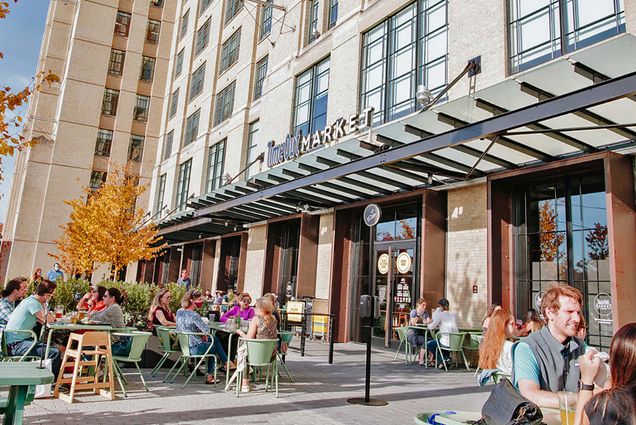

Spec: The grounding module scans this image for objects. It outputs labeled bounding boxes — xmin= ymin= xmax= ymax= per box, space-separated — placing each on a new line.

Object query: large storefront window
xmin=349 ymin=204 xmax=420 ymax=346
xmin=514 ymin=174 xmax=612 ymax=349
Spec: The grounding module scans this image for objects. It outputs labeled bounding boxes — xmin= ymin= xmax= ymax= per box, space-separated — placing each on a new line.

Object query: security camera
xmin=416 ymin=85 xmax=433 ymax=106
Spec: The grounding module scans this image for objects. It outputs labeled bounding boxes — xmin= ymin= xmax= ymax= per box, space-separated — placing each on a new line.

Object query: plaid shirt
xmin=0 ymin=298 xmax=16 ymax=329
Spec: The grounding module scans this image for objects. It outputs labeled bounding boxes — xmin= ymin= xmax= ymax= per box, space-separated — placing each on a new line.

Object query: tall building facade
xmin=1 ymin=0 xmax=176 ymax=282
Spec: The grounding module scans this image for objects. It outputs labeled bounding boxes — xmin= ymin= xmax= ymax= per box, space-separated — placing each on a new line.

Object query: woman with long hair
xmin=77 ymin=285 xmax=107 ymax=313
xmin=478 ymin=309 xmax=516 ymax=375
xmin=148 ymin=288 xmax=176 ymax=328
xmin=515 ymin=308 xmax=544 ymax=337
xmin=31 ymin=268 xmax=43 ymax=285
xmin=482 ymin=303 xmax=501 ymax=331
xmin=574 ymin=322 xmax=636 ymax=425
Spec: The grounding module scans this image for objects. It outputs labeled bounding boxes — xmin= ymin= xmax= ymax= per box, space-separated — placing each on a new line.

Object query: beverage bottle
xmin=235 ymin=315 xmax=241 ymax=331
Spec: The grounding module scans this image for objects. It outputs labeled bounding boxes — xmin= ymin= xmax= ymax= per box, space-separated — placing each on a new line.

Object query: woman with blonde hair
xmin=263 ymin=293 xmax=281 ymax=325
xmin=148 ymin=288 xmax=176 ymax=328
xmin=478 ymin=309 xmax=516 ymax=375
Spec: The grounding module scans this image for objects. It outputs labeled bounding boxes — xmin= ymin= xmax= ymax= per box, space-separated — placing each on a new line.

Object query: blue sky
xmin=0 ymin=1 xmax=49 ymax=224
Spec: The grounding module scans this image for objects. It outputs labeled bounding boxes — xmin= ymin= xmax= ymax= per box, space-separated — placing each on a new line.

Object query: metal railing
xmin=280 ymin=311 xmax=335 ymax=364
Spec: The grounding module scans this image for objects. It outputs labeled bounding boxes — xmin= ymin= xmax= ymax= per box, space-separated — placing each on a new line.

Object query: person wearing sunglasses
xmin=220 ymin=292 xmax=255 ymax=323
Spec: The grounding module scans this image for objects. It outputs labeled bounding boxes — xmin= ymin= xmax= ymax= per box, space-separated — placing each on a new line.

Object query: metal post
xmin=328 ymin=314 xmax=334 ymax=364
xmin=300 ymin=312 xmax=306 ymax=357
xmin=364 ymin=296 xmax=373 ymax=403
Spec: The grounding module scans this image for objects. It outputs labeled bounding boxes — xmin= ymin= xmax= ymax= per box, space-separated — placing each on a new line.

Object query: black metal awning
xmin=158 ymin=34 xmax=636 ymax=243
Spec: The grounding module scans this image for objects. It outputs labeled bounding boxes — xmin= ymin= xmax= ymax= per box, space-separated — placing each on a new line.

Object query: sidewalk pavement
xmin=18 ymin=341 xmax=492 ymax=425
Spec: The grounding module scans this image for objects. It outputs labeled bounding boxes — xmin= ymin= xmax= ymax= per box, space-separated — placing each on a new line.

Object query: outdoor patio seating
xmin=394 ymin=326 xmax=414 ymax=364
xmin=111 ymin=331 xmax=152 ymax=397
xmin=278 ymin=330 xmax=294 ymax=382
xmin=151 ymin=325 xmax=178 ymax=377
xmin=235 ymin=338 xmax=278 ymax=398
xmin=435 ymin=332 xmax=470 ymax=371
xmin=165 ymin=331 xmax=218 ymax=388
xmin=0 ymin=329 xmax=40 ymax=362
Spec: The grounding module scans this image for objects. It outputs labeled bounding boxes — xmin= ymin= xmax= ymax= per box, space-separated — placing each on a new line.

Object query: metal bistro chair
xmin=166 ymin=331 xmax=218 ymax=388
xmin=277 ymin=330 xmax=294 ymax=382
xmin=111 ymin=331 xmax=152 ymax=397
xmin=435 ymin=332 xmax=470 ymax=372
xmin=394 ymin=326 xmax=414 ymax=364
xmin=236 ymin=338 xmax=278 ymax=398
xmin=461 ymin=332 xmax=482 ymax=373
xmin=151 ymin=326 xmax=179 ymax=377
xmin=0 ymin=329 xmax=39 ymax=362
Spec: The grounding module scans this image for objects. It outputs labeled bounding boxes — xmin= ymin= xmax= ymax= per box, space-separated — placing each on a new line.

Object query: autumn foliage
xmin=0 ymin=0 xmax=60 ymax=182
xmin=53 ymin=168 xmax=166 ymax=278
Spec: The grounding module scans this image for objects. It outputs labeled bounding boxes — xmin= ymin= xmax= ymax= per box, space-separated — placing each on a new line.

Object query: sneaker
xmin=241 ymin=384 xmax=252 ymax=392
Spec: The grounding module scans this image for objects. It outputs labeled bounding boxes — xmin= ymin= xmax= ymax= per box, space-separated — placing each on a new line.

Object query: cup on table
xmin=208 ymin=313 xmax=215 ymax=323
xmin=54 ymin=305 xmax=64 ymax=319
xmin=557 ymin=391 xmax=577 ymax=425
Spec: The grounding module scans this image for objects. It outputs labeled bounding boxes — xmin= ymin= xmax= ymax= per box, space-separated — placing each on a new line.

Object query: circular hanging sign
xmin=377 ymin=253 xmax=390 ymax=275
xmin=593 ymin=293 xmax=612 ymax=317
xmin=363 ymin=204 xmax=381 ymax=227
xmin=396 ymin=252 xmax=412 ymax=274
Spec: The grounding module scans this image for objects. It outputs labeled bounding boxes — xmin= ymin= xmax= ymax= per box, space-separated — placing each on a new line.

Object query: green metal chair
xmin=461 ymin=332 xmax=482 ymax=373
xmin=394 ymin=326 xmax=414 ymax=364
xmin=166 ymin=331 xmax=218 ymax=388
xmin=151 ymin=326 xmax=179 ymax=377
xmin=110 ymin=331 xmax=152 ymax=397
xmin=277 ymin=330 xmax=294 ymax=382
xmin=236 ymin=338 xmax=278 ymax=398
xmin=0 ymin=330 xmax=39 ymax=362
xmin=435 ymin=332 xmax=470 ymax=371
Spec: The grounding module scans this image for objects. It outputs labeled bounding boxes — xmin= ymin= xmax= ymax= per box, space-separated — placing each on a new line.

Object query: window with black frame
xmin=101 ymin=89 xmax=119 ymax=116
xmin=206 ymin=140 xmax=226 ymax=192
xmin=189 ymin=63 xmax=206 ymax=101
xmin=146 ymin=19 xmax=161 ymax=44
xmin=134 ymin=95 xmax=150 ymax=122
xmin=225 ymin=0 xmax=243 ymax=24
xmin=514 ymin=174 xmax=613 ymax=350
xmin=195 ymin=18 xmax=211 ymax=56
xmin=169 ymin=88 xmax=179 ymax=118
xmin=260 ymin=3 xmax=272 ymax=39
xmin=90 ymin=171 xmax=107 ymax=191
xmin=214 ymin=81 xmax=235 ymax=125
xmin=245 ymin=120 xmax=259 ymax=179
xmin=307 ymin=0 xmax=320 ymax=44
xmin=128 ymin=135 xmax=144 ymax=162
xmin=108 ymin=49 xmax=125 ymax=76
xmin=508 ymin=0 xmax=625 ymax=73
xmin=292 ymin=57 xmax=329 ymax=136
xmin=94 ymin=129 xmax=113 ymax=157
xmin=183 ymin=109 xmax=200 ymax=147
xmin=220 ymin=29 xmax=241 ymax=73
xmin=200 ymin=0 xmax=212 ymax=15
xmin=155 ymin=174 xmax=166 ymax=216
xmin=360 ymin=0 xmax=448 ymax=125
xmin=114 ymin=11 xmax=131 ymax=37
xmin=328 ymin=0 xmax=338 ymax=29
xmin=179 ymin=10 xmax=189 ymax=40
xmin=253 ymin=56 xmax=268 ymax=100
xmin=163 ymin=130 xmax=174 ymax=160
xmin=151 ymin=0 xmax=163 ymax=7
xmin=174 ymin=48 xmax=185 ymax=78
xmin=176 ymin=159 xmax=192 ymax=212
xmin=140 ymin=56 xmax=156 ymax=82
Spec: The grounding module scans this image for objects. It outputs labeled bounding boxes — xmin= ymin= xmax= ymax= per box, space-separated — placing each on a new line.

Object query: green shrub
xmin=49 ymin=278 xmax=91 ymax=314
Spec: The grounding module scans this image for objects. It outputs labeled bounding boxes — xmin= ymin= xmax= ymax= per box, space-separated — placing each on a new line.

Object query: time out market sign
xmin=266 ymin=107 xmax=375 ymax=168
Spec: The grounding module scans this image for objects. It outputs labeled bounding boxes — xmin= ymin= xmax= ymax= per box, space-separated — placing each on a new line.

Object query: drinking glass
xmin=54 ymin=305 xmax=64 ymax=319
xmin=557 ymin=391 xmax=577 ymax=425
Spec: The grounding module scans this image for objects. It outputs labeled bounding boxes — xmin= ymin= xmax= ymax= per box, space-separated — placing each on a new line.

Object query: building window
xmin=225 ymin=0 xmax=243 ymax=24
xmin=179 ymin=10 xmax=189 ymax=40
xmin=254 ymin=55 xmax=268 ymax=100
xmin=155 ymin=174 xmax=166 ymax=216
xmin=200 ymin=0 xmax=212 ymax=15
xmin=94 ymin=129 xmax=113 ymax=157
xmin=293 ymin=57 xmax=329 ymax=136
xmin=220 ymin=29 xmax=241 ymax=73
xmin=163 ymin=130 xmax=174 ymax=161
xmin=206 ymin=140 xmax=226 ymax=192
xmin=361 ymin=0 xmax=448 ymax=125
xmin=328 ymin=0 xmax=338 ymax=29
xmin=90 ymin=171 xmax=107 ymax=191
xmin=101 ymin=89 xmax=119 ymax=116
xmin=114 ymin=11 xmax=131 ymax=37
xmin=176 ymin=159 xmax=192 ymax=212
xmin=174 ymin=48 xmax=185 ymax=78
xmin=108 ymin=49 xmax=126 ymax=76
xmin=169 ymin=88 xmax=179 ymax=118
xmin=184 ymin=109 xmax=201 ymax=147
xmin=508 ymin=0 xmax=625 ymax=74
xmin=146 ymin=19 xmax=161 ymax=44
xmin=134 ymin=95 xmax=151 ymax=122
xmin=260 ymin=4 xmax=272 ymax=39
xmin=189 ymin=63 xmax=206 ymax=101
xmin=307 ymin=0 xmax=320 ymax=44
xmin=245 ymin=120 xmax=259 ymax=179
xmin=214 ymin=81 xmax=236 ymax=126
xmin=151 ymin=0 xmax=163 ymax=7
xmin=128 ymin=135 xmax=144 ymax=162
xmin=140 ymin=56 xmax=156 ymax=82
xmin=194 ymin=18 xmax=211 ymax=56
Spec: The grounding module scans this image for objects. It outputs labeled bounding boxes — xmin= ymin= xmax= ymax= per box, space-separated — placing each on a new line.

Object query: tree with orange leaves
xmin=53 ymin=167 xmax=166 ymax=278
xmin=0 ymin=0 xmax=59 ymax=182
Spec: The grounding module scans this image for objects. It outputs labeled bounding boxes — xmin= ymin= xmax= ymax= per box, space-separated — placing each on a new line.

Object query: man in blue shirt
xmin=0 ymin=277 xmax=28 ymax=329
xmin=46 ymin=262 xmax=64 ymax=282
xmin=177 ymin=269 xmax=191 ymax=291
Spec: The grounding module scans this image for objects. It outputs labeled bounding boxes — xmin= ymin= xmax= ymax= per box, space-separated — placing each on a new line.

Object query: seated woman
xmin=237 ymin=297 xmax=278 ymax=392
xmin=515 ymin=308 xmax=544 ymax=337
xmin=176 ymin=290 xmax=229 ymax=385
xmin=426 ymin=298 xmax=458 ymax=368
xmin=574 ymin=322 xmax=636 ymax=425
xmin=220 ymin=292 xmax=255 ymax=323
xmin=89 ymin=287 xmax=129 ymax=355
xmin=148 ymin=288 xmax=176 ymax=329
xmin=478 ymin=309 xmax=516 ymax=376
xmin=481 ymin=303 xmax=501 ymax=332
xmin=406 ymin=297 xmax=430 ymax=366
xmin=263 ymin=293 xmax=281 ymax=326
xmin=77 ymin=285 xmax=107 ymax=313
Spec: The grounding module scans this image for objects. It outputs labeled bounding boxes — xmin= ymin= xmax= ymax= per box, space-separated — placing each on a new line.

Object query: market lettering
xmin=266 ymin=107 xmax=374 ymax=168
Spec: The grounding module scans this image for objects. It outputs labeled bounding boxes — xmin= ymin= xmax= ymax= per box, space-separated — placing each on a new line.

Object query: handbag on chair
xmin=478 ymin=378 xmax=544 ymax=425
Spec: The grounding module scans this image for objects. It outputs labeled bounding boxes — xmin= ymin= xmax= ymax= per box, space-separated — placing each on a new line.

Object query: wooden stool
xmin=54 ymin=331 xmax=115 ymax=403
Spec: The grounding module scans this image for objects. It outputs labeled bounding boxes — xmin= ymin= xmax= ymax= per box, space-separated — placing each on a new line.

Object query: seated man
xmin=4 ymin=279 xmax=62 ymax=378
xmin=512 ymin=284 xmax=586 ymax=408
xmin=426 ymin=298 xmax=459 ymax=366
xmin=0 ymin=277 xmax=28 ymax=329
